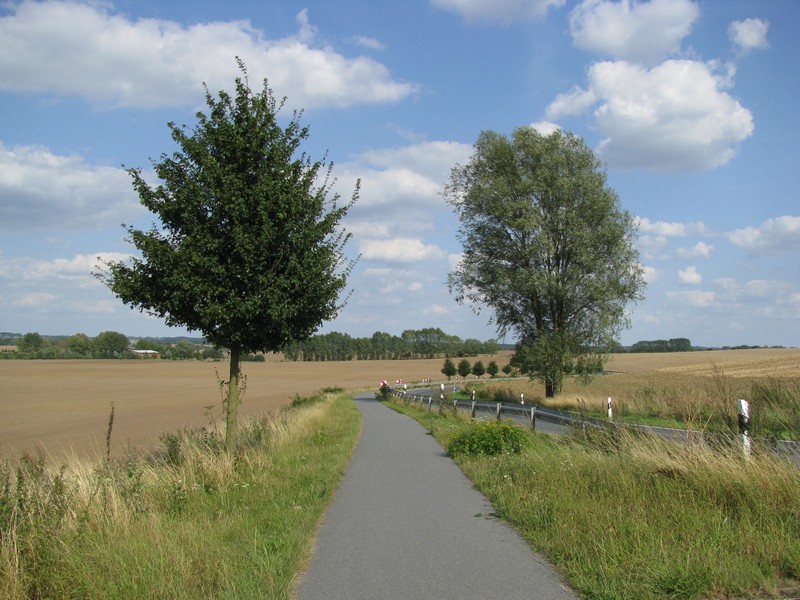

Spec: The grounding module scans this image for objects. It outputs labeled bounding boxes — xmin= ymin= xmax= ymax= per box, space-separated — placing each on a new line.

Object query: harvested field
xmin=2 ymin=348 xmax=797 ymax=463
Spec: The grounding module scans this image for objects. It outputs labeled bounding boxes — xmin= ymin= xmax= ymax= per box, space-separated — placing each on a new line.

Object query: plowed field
xmin=2 ymin=348 xmax=797 ymax=462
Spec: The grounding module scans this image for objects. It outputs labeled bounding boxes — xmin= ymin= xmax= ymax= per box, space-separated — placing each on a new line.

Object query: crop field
xmin=2 ymin=347 xmax=798 ymax=462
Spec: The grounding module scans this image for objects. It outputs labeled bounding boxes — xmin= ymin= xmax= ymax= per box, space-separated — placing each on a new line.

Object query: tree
xmin=169 ymin=340 xmax=199 ymax=360
xmin=486 ymin=360 xmax=499 ymax=378
xmin=471 ymin=360 xmax=486 ymax=378
xmin=97 ymin=61 xmax=358 ymax=453
xmin=67 ymin=333 xmax=93 ymax=357
xmin=93 ymin=331 xmax=130 ymax=358
xmin=441 ymin=357 xmax=456 ymax=380
xmin=457 ymin=358 xmax=471 ymax=379
xmin=445 ymin=128 xmax=645 ymax=397
xmin=17 ymin=332 xmax=46 ymax=353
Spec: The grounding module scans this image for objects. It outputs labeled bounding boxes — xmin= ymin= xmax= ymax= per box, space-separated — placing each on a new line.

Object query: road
xmin=295 ymin=392 xmax=578 ymax=600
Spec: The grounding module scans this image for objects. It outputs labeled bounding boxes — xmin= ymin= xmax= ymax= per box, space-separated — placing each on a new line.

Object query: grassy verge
xmin=463 ymin=370 xmax=800 ymax=440
xmin=386 ymin=397 xmax=800 ymax=600
xmin=1 ymin=390 xmax=360 ymax=599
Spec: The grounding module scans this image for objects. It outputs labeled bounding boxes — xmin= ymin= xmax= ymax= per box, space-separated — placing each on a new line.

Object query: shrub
xmin=446 ymin=420 xmax=527 ymax=457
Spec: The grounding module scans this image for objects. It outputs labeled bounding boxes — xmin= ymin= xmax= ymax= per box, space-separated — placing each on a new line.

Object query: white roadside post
xmin=738 ymin=399 xmax=751 ymax=458
xmin=607 ymin=397 xmax=613 ymax=421
xmin=520 ymin=393 xmax=525 ymax=405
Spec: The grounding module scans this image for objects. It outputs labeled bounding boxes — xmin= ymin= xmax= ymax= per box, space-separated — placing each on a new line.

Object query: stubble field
xmin=1 ymin=347 xmax=798 ymax=462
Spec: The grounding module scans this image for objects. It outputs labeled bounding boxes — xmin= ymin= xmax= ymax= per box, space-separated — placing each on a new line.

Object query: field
xmin=2 ymin=348 xmax=798 ymax=462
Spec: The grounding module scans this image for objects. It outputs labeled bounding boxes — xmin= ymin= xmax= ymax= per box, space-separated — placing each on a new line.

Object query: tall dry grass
xmin=0 ymin=390 xmax=360 ymax=599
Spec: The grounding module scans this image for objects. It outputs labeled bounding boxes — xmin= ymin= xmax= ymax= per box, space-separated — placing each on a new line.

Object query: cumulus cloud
xmin=359 ymin=238 xmax=446 ymax=263
xmin=530 ymin=121 xmax=561 ymax=136
xmin=676 ymin=241 xmax=713 ymax=259
xmin=636 ymin=217 xmax=707 ymax=237
xmin=666 ymin=290 xmax=715 ymax=307
xmin=0 ymin=2 xmax=415 ymax=109
xmin=338 ymin=141 xmax=472 ymax=220
xmin=551 ymin=59 xmax=754 ymax=171
xmin=569 ymin=0 xmax=700 ymax=65
xmin=432 ymin=0 xmax=565 ymax=24
xmin=678 ymin=266 xmax=701 ymax=285
xmin=641 ymin=265 xmax=659 ymax=284
xmin=727 ymin=215 xmax=800 ymax=256
xmin=0 ymin=253 xmax=131 ymax=285
xmin=0 ymin=142 xmax=142 ymax=231
xmin=729 ymin=18 xmax=769 ymax=54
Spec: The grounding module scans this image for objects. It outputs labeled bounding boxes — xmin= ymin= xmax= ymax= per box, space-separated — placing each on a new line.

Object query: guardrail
xmin=384 ymin=386 xmax=800 ymax=465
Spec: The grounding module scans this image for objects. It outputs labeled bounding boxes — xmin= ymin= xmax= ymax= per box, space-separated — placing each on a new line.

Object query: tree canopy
xmin=445 ymin=127 xmax=645 ymax=397
xmin=97 ymin=60 xmax=358 ymax=451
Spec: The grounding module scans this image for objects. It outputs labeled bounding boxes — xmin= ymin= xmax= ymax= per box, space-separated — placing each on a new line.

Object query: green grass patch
xmin=1 ymin=391 xmax=361 ymax=599
xmin=387 ymin=397 xmax=800 ymax=599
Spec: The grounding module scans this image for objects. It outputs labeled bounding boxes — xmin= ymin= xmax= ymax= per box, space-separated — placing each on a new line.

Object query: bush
xmin=446 ymin=420 xmax=527 ymax=457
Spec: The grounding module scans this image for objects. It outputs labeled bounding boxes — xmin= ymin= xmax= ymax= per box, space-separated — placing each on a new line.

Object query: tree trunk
xmin=545 ymin=379 xmax=556 ymax=398
xmin=225 ymin=346 xmax=241 ymax=454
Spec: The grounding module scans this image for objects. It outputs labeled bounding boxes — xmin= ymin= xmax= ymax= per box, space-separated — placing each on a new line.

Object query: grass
xmin=463 ymin=358 xmax=800 ymax=441
xmin=1 ymin=390 xmax=361 ymax=599
xmin=386 ymin=397 xmax=800 ymax=599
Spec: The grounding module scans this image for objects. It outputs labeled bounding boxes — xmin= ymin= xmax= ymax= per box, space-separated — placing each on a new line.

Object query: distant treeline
xmin=281 ymin=328 xmax=499 ymax=361
xmin=627 ymin=338 xmax=693 ymax=353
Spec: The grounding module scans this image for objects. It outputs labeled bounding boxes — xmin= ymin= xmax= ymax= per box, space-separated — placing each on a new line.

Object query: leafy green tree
xmin=67 ymin=333 xmax=93 ymax=357
xmin=202 ymin=346 xmax=225 ymax=360
xmin=445 ymin=128 xmax=645 ymax=397
xmin=135 ymin=338 xmax=166 ymax=354
xmin=97 ymin=61 xmax=357 ymax=453
xmin=486 ymin=360 xmax=499 ymax=378
xmin=93 ymin=331 xmax=130 ymax=358
xmin=501 ymin=363 xmax=513 ymax=376
xmin=457 ymin=358 xmax=471 ymax=378
xmin=472 ymin=360 xmax=486 ymax=378
xmin=169 ymin=340 xmax=199 ymax=360
xmin=441 ymin=357 xmax=456 ymax=380
xmin=17 ymin=332 xmax=46 ymax=353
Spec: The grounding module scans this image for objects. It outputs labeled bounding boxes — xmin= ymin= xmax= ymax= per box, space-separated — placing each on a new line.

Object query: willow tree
xmin=445 ymin=128 xmax=644 ymax=397
xmin=97 ymin=61 xmax=358 ymax=452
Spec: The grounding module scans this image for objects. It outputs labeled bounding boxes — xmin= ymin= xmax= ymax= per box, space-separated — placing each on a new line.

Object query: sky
xmin=1 ymin=0 xmax=798 ymax=348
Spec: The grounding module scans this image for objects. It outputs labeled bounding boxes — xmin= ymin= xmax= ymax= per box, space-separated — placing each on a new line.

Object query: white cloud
xmin=351 ymin=35 xmax=385 ymax=50
xmin=530 ymin=121 xmax=561 ymax=136
xmin=432 ymin=0 xmax=566 ymax=24
xmin=423 ymin=304 xmax=450 ymax=316
xmin=0 ymin=253 xmax=130 ymax=285
xmin=636 ymin=217 xmax=707 ymax=237
xmin=359 ymin=238 xmax=446 ymax=263
xmin=678 ymin=265 xmax=701 ymax=285
xmin=641 ymin=265 xmax=659 ymax=284
xmin=0 ymin=142 xmax=141 ymax=231
xmin=727 ymin=215 xmax=800 ymax=256
xmin=666 ymin=290 xmax=715 ymax=307
xmin=729 ymin=18 xmax=769 ymax=54
xmin=579 ymin=59 xmax=754 ymax=171
xmin=338 ymin=141 xmax=472 ymax=220
xmin=544 ymin=86 xmax=596 ymax=119
xmin=570 ymin=0 xmax=700 ymax=65
xmin=0 ymin=2 xmax=415 ymax=109
xmin=10 ymin=292 xmax=58 ymax=308
xmin=676 ymin=241 xmax=713 ymax=259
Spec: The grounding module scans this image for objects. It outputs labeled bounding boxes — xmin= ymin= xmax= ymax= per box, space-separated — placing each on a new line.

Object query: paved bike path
xmin=295 ymin=392 xmax=578 ymax=600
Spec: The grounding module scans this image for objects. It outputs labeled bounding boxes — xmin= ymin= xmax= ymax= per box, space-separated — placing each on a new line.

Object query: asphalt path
xmin=295 ymin=392 xmax=578 ymax=600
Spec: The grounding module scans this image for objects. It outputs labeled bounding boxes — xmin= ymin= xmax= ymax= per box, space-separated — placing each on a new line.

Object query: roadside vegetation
xmin=460 ymin=355 xmax=800 ymax=441
xmin=1 ymin=390 xmax=360 ymax=599
xmin=385 ymin=395 xmax=800 ymax=599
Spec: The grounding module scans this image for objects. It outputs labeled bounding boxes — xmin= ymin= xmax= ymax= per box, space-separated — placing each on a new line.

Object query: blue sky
xmin=1 ymin=0 xmax=798 ymax=348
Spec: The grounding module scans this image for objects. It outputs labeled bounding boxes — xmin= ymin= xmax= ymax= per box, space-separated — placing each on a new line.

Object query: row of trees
xmin=2 ymin=331 xmax=227 ymax=361
xmin=441 ymin=357 xmax=508 ymax=380
xmin=281 ymin=328 xmax=498 ymax=361
xmin=629 ymin=338 xmax=692 ymax=353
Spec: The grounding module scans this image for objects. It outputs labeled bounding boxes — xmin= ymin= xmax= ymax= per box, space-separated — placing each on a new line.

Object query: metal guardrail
xmin=384 ymin=386 xmax=800 ymax=464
